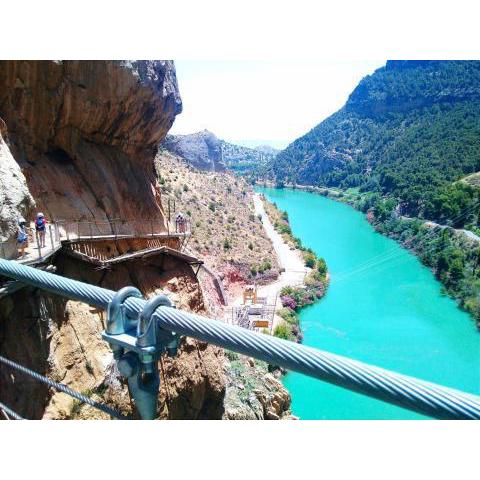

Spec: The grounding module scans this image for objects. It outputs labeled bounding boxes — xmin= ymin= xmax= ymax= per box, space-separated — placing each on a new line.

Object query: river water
xmin=257 ymin=187 xmax=480 ymax=419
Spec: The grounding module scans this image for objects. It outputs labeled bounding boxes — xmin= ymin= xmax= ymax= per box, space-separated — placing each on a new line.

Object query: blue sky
xmin=170 ymin=60 xmax=384 ymax=149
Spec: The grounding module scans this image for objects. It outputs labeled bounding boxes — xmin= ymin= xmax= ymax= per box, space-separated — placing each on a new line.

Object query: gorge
xmin=258 ymin=186 xmax=480 ymax=419
xmin=1 ymin=59 xmax=479 ymax=421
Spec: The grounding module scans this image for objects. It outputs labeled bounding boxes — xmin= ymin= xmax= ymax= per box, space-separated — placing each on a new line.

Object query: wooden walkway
xmin=1 ymin=223 xmax=63 ymax=267
xmin=63 ymin=244 xmax=203 ymax=270
xmin=16 ymin=242 xmax=63 ymax=266
xmin=61 ymin=231 xmax=189 ymax=244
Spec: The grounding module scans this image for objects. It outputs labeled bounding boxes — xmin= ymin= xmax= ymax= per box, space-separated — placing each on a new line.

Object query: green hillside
xmin=270 ymin=61 xmax=480 ymax=228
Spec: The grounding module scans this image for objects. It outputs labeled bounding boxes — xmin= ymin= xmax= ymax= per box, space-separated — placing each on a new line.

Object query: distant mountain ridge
xmin=162 ymin=129 xmax=278 ymax=173
xmin=220 ymin=140 xmax=278 ymax=174
xmin=162 ymin=129 xmax=226 ymax=172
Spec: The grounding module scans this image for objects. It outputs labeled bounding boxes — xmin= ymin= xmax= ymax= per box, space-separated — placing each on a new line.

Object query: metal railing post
xmin=49 ymin=225 xmax=54 ymax=249
xmin=35 ymin=231 xmax=42 ymax=258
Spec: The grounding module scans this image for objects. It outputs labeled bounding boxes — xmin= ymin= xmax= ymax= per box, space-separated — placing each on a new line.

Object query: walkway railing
xmin=57 ymin=218 xmax=191 ymax=241
xmin=0 ymin=223 xmax=62 ymax=263
xmin=0 ymin=258 xmax=479 ymax=420
xmin=0 ymin=218 xmax=192 ymax=263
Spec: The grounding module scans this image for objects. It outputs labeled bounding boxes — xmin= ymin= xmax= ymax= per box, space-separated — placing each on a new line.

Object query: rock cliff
xmin=162 ymin=129 xmax=226 ymax=172
xmin=0 ymin=61 xmax=292 ymax=420
xmin=0 ymin=120 xmax=35 ymax=256
xmin=0 ymin=60 xmax=228 ymax=420
xmin=0 ymin=250 xmax=228 ymax=419
xmin=0 ymin=60 xmax=182 ymax=226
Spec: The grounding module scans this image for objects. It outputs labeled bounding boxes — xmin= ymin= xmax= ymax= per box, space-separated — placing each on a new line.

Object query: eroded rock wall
xmin=0 ymin=120 xmax=35 ymax=256
xmin=0 ymin=60 xmax=181 ymax=227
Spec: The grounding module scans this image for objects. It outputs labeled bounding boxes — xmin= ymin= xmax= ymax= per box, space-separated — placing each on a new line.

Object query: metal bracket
xmin=102 ymin=288 xmax=180 ymax=420
xmin=106 ymin=286 xmax=142 ymax=335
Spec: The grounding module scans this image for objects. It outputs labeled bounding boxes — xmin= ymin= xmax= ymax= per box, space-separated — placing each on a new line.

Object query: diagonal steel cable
xmin=0 ymin=258 xmax=479 ymax=420
xmin=0 ymin=400 xmax=24 ymax=420
xmin=0 ymin=354 xmax=126 ymax=420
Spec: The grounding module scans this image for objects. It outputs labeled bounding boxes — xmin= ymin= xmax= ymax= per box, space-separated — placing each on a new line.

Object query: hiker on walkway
xmin=35 ymin=212 xmax=47 ymax=247
xmin=17 ymin=217 xmax=28 ymax=258
xmin=176 ymin=213 xmax=186 ymax=233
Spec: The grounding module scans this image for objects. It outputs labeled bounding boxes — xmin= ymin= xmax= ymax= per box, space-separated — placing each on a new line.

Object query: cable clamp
xmin=102 ymin=289 xmax=178 ymax=419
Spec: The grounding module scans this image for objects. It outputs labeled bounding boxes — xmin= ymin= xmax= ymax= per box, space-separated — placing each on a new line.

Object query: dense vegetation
xmin=270 ymin=61 xmax=480 ymax=228
xmin=221 ymin=141 xmax=277 ymax=175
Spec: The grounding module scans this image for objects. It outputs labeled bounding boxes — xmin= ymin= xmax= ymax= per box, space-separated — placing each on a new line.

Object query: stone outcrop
xmin=0 ymin=120 xmax=35 ymax=256
xmin=0 ymin=60 xmax=182 ymax=227
xmin=162 ymin=129 xmax=226 ymax=172
xmin=223 ymin=355 xmax=293 ymax=420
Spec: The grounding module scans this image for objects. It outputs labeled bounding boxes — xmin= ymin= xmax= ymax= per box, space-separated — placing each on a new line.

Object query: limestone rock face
xmin=162 ymin=130 xmax=226 ymax=172
xmin=0 ymin=60 xmax=182 ymax=226
xmin=223 ymin=356 xmax=292 ymax=420
xmin=158 ymin=338 xmax=226 ymax=419
xmin=0 ymin=121 xmax=35 ymax=256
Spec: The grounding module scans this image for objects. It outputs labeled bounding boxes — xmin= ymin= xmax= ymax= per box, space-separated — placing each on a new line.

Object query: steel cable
xmin=0 ymin=259 xmax=479 ymax=419
xmin=0 ymin=354 xmax=126 ymax=420
xmin=0 ymin=400 xmax=24 ymax=420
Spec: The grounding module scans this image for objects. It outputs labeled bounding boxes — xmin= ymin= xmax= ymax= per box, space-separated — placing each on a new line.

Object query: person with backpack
xmin=35 ymin=212 xmax=47 ymax=247
xmin=17 ymin=217 xmax=28 ymax=258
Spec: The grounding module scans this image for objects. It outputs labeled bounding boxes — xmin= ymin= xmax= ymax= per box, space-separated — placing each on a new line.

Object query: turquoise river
xmin=257 ymin=187 xmax=480 ymax=419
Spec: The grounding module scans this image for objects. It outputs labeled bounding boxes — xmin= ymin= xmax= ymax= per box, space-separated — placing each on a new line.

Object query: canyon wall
xmin=0 ymin=120 xmax=35 ymax=256
xmin=0 ymin=255 xmax=227 ymax=419
xmin=0 ymin=60 xmax=227 ymax=419
xmin=0 ymin=60 xmax=182 ymax=228
xmin=0 ymin=61 xmax=292 ymax=420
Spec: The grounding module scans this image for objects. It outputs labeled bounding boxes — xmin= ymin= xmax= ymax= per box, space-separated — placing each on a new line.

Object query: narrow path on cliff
xmin=14 ymin=222 xmax=62 ymax=266
xmin=230 ymin=193 xmax=308 ymax=329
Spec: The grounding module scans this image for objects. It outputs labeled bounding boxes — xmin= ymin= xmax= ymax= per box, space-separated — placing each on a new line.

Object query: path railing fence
xmin=0 ymin=218 xmax=192 ymax=262
xmin=0 ymin=222 xmax=61 ymax=261
xmin=56 ymin=218 xmax=191 ymax=240
xmin=0 ymin=259 xmax=479 ymax=420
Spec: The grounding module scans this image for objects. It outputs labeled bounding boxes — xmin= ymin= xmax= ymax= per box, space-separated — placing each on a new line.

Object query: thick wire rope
xmin=0 ymin=258 xmax=479 ymax=419
xmin=0 ymin=354 xmax=126 ymax=420
xmin=0 ymin=400 xmax=24 ymax=420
